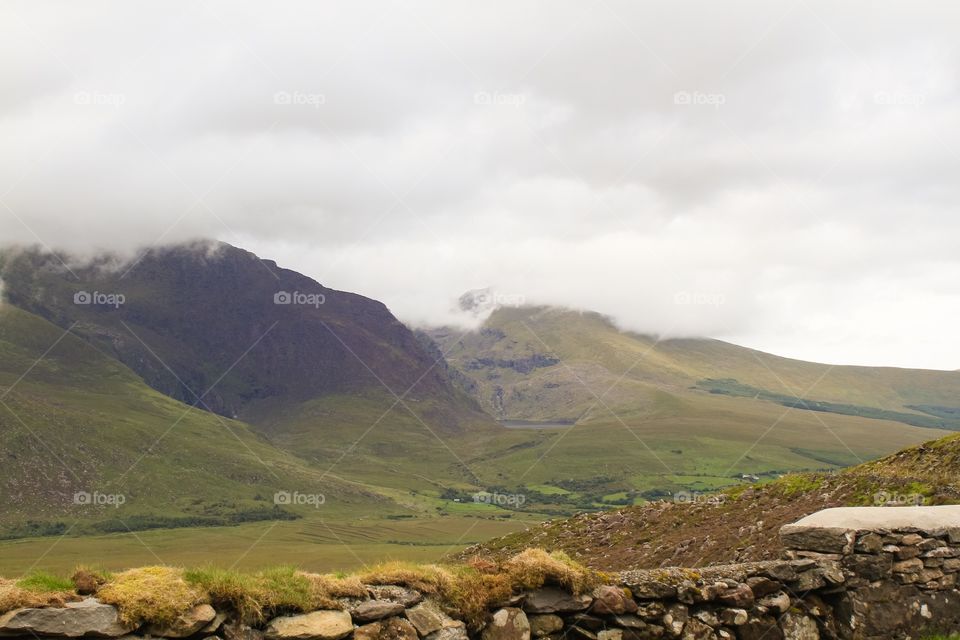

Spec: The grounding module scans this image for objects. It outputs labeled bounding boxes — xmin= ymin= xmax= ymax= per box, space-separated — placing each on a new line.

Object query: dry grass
xmin=0 ymin=578 xmax=77 ymax=614
xmin=502 ymin=548 xmax=599 ymax=594
xmin=358 ymin=549 xmax=598 ymax=630
xmin=0 ymin=549 xmax=600 ymax=629
xmin=184 ymin=566 xmax=367 ymax=624
xmin=97 ymin=567 xmax=207 ymax=626
xmin=358 ymin=561 xmax=455 ymax=594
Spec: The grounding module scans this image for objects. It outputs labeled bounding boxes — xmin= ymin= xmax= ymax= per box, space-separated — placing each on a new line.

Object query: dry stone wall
xmin=2 ymin=508 xmax=960 ymax=640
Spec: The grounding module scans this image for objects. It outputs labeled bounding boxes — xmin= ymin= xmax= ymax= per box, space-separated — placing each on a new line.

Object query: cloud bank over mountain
xmin=2 ymin=1 xmax=959 ymax=368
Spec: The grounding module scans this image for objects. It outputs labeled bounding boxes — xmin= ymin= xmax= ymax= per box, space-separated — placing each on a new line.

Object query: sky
xmin=1 ymin=1 xmax=959 ymax=370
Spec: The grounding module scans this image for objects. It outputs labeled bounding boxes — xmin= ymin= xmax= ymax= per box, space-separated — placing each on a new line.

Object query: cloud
xmin=1 ymin=1 xmax=959 ymax=369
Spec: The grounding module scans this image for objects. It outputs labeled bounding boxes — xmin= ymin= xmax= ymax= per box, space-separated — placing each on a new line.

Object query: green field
xmin=0 ymin=514 xmax=536 ymax=575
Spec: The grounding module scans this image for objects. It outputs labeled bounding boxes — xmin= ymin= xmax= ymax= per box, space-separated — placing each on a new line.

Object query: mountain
xmin=2 ymin=243 xmax=957 ymax=546
xmin=0 ymin=243 xmax=503 ymax=497
xmin=455 ymin=431 xmax=960 ymax=571
xmin=428 ymin=305 xmax=960 ymax=427
xmin=423 ymin=305 xmax=959 ymax=506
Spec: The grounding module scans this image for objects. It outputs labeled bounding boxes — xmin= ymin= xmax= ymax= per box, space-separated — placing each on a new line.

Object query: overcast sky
xmin=1 ymin=1 xmax=959 ymax=370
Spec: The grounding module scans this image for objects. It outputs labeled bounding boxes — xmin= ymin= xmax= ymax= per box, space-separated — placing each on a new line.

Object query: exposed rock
xmin=736 ymin=616 xmax=783 ymax=640
xmin=482 ymin=608 xmax=530 ymax=640
xmin=780 ymin=612 xmax=819 ymax=640
xmin=662 ymin=603 xmax=688 ymax=636
xmin=680 ymin=619 xmax=714 ymax=639
xmin=522 ymin=589 xmax=592 ymax=614
xmin=0 ymin=598 xmax=135 ymax=638
xmin=716 ymin=584 xmax=753 ymax=608
xmin=719 ymin=609 xmax=748 ymax=626
xmin=611 ymin=615 xmax=646 ymax=629
xmin=757 ymin=592 xmax=790 ymax=615
xmin=368 ymin=586 xmax=424 ymax=608
xmin=352 ymin=601 xmax=406 ymax=623
xmin=779 ymin=526 xmax=852 ymax=554
xmin=527 ymin=615 xmax=563 ymax=638
xmin=145 ymin=604 xmax=217 ymax=638
xmin=424 ymin=621 xmax=469 ymax=640
xmin=355 ymin=623 xmax=382 ymax=640
xmin=380 ymin=618 xmax=419 ymax=640
xmin=202 ymin=612 xmax=227 ymax=635
xmin=597 ymin=631 xmax=622 ymax=640
xmin=404 ymin=602 xmax=445 ymax=636
xmin=590 ymin=586 xmax=636 ymax=615
xmin=264 ymin=611 xmax=353 ymax=640
xmin=223 ymin=622 xmax=264 ymax=640
xmin=567 ymin=614 xmax=604 ymax=631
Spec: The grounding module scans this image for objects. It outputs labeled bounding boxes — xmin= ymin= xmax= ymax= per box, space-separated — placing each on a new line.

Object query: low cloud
xmin=1 ymin=1 xmax=959 ymax=369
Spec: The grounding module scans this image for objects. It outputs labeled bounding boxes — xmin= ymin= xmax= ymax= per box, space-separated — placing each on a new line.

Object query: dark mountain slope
xmin=0 ymin=242 xmax=477 ymax=426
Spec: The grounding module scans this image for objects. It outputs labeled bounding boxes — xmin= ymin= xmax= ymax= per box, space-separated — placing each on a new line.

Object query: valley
xmin=1 ymin=242 xmax=958 ymax=572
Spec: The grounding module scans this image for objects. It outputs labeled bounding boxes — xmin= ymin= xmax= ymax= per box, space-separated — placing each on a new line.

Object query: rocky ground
xmin=457 ymin=434 xmax=960 ymax=570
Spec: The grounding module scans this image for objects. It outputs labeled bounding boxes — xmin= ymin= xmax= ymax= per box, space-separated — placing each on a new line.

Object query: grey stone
xmin=352 ymin=600 xmax=406 ymax=623
xmin=264 ymin=611 xmax=353 ymax=640
xmin=522 ymin=589 xmax=592 ymax=614
xmin=780 ymin=613 xmax=819 ymax=640
xmin=528 ymin=614 xmax=563 ymax=638
xmin=424 ymin=622 xmax=469 ymax=640
xmin=223 ymin=622 xmax=264 ymax=640
xmin=482 ymin=608 xmax=530 ymax=640
xmin=780 ymin=525 xmax=852 ymax=554
xmin=368 ymin=586 xmax=424 ymax=608
xmin=404 ymin=601 xmax=445 ymax=636
xmin=0 ymin=598 xmax=135 ymax=638
xmin=590 ymin=586 xmax=636 ymax=615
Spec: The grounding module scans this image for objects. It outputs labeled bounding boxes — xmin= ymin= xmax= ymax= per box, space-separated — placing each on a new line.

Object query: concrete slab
xmin=787 ymin=505 xmax=960 ymax=531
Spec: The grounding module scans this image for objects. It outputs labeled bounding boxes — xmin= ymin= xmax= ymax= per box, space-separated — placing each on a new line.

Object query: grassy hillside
xmin=456 ymin=431 xmax=960 ymax=571
xmin=421 ymin=306 xmax=956 ymax=508
xmin=429 ymin=306 xmax=960 ymax=424
xmin=0 ymin=304 xmax=389 ymax=537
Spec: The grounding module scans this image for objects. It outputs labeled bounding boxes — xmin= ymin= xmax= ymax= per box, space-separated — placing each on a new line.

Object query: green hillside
xmin=0 ymin=303 xmax=387 ymax=537
xmin=429 ymin=306 xmax=960 ymax=424
xmin=423 ymin=305 xmax=957 ymax=505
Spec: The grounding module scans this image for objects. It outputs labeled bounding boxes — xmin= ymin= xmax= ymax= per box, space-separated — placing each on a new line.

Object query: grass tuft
xmin=184 ymin=566 xmax=366 ymax=624
xmin=15 ymin=571 xmax=75 ymax=593
xmin=1 ymin=548 xmax=600 ymax=629
xmin=97 ymin=566 xmax=207 ymax=626
xmin=503 ymin=548 xmax=598 ymax=594
xmin=0 ymin=577 xmax=77 ymax=614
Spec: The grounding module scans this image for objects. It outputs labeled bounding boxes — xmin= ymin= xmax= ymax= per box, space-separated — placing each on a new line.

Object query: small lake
xmin=499 ymin=420 xmax=576 ymax=430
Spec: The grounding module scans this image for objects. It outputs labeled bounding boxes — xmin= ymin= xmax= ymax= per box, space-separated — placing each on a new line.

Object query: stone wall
xmin=3 ymin=507 xmax=960 ymax=640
